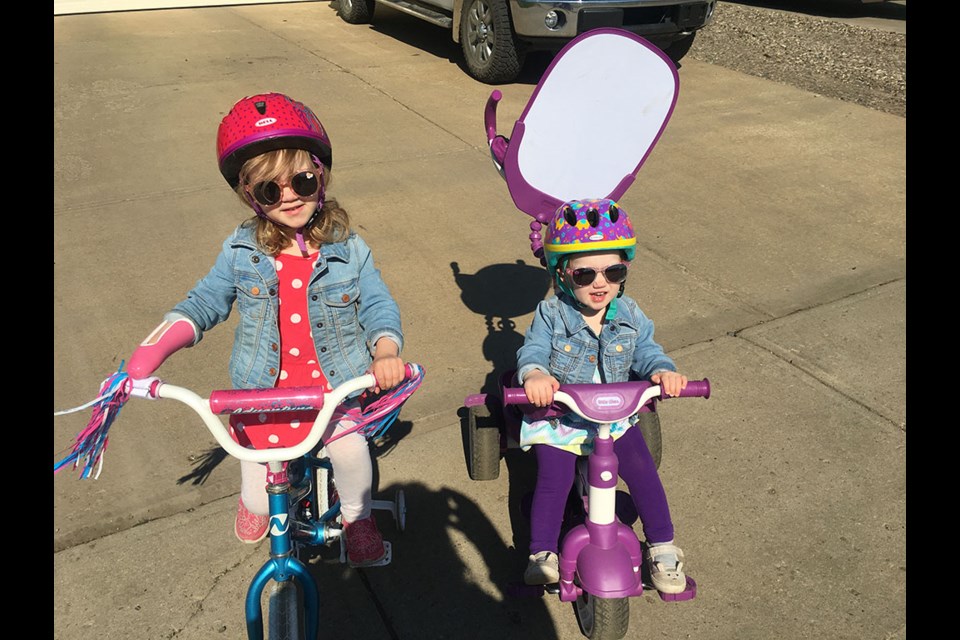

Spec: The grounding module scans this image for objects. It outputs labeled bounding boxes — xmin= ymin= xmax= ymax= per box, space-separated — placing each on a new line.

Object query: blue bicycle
xmin=55 ymin=364 xmax=425 ymax=640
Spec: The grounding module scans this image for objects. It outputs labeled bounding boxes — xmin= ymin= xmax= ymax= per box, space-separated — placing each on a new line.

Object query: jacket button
xmin=329 ymin=370 xmax=335 ymax=377
xmin=269 ymin=368 xmax=277 ymax=376
xmin=269 ymin=288 xmax=276 ymax=296
xmin=271 ymin=343 xmax=278 ymax=352
xmin=252 ymin=256 xmax=260 ymax=264
xmin=251 ymin=287 xmax=260 ymax=295
xmin=564 ymin=345 xmax=571 ymax=352
xmin=316 ymin=322 xmax=323 ymax=329
xmin=341 ymin=294 xmax=350 ymax=303
xmin=588 ymin=356 xmax=596 ymax=363
xmin=312 ymin=295 xmax=318 ymax=301
xmin=616 ymin=345 xmax=623 ymax=352
xmin=320 ymin=347 xmax=327 ymax=353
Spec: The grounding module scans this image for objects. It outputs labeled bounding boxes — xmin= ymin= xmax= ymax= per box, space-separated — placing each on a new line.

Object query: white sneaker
xmin=524 ymin=551 xmax=560 ymax=585
xmin=645 ymin=543 xmax=687 ymax=594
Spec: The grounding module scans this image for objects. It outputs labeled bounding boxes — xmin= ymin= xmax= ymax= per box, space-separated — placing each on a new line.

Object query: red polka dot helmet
xmin=216 ymin=92 xmax=333 ymax=189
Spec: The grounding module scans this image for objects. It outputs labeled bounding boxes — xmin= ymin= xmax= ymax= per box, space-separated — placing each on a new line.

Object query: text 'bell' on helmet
xmin=543 ymin=198 xmax=637 ymax=274
xmin=216 ymin=92 xmax=333 ymax=189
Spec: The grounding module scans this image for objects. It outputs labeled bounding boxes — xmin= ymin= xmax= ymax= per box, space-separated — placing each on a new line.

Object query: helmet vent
xmin=563 ymin=206 xmax=577 ymax=226
xmin=587 ymin=208 xmax=599 ymax=227
xmin=609 ymin=204 xmax=619 ymax=223
xmin=254 ymin=101 xmax=267 ymax=115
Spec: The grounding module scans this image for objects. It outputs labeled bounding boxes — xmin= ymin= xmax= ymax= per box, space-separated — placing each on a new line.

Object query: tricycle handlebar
xmin=502 ymin=378 xmax=710 ymax=424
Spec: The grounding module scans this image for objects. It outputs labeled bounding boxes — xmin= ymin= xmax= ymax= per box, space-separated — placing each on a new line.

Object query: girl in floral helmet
xmin=126 ymin=92 xmax=406 ymax=566
xmin=515 ymin=198 xmax=691 ymax=594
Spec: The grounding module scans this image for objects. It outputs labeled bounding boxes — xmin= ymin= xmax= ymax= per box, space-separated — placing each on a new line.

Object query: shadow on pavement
xmin=366 ymin=481 xmax=561 ymax=638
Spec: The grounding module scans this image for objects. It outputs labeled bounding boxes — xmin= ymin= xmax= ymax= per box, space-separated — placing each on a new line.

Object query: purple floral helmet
xmin=543 ymin=198 xmax=637 ymax=273
xmin=543 ymin=198 xmax=637 ymax=312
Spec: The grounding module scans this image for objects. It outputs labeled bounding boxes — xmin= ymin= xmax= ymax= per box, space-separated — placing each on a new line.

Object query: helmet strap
xmin=604 ymin=282 xmax=626 ymax=321
xmin=604 ymin=297 xmax=619 ymax=321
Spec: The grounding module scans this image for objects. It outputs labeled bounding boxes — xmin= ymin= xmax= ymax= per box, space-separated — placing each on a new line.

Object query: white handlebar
xmin=548 ymin=386 xmax=662 ymax=424
xmin=155 ymin=374 xmax=376 ymax=464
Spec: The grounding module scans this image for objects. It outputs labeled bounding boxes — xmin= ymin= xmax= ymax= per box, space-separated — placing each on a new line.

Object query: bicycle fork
xmin=244 ymin=465 xmax=322 ymax=640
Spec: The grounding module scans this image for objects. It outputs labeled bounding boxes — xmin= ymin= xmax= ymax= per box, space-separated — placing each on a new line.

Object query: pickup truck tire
xmin=338 ymin=0 xmax=375 ymax=24
xmin=661 ymin=31 xmax=697 ymax=64
xmin=459 ymin=0 xmax=525 ymax=84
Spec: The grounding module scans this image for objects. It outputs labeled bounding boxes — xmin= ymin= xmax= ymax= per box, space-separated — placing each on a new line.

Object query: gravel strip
xmin=687 ymin=2 xmax=906 ymax=117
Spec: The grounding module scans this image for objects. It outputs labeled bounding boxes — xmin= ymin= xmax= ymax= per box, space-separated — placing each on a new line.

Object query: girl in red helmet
xmin=126 ymin=92 xmax=405 ymax=567
xmin=516 ymin=199 xmax=690 ymax=594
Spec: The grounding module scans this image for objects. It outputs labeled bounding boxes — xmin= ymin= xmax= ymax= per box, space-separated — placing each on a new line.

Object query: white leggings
xmin=240 ymin=422 xmax=373 ymax=524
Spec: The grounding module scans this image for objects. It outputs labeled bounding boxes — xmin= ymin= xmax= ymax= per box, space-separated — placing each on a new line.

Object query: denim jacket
xmin=166 ymin=222 xmax=403 ymax=393
xmin=516 ymin=292 xmax=675 ymax=385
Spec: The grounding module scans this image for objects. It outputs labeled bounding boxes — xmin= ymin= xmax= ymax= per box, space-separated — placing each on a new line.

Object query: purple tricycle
xmin=487 ymin=379 xmax=707 ymax=633
xmin=462 ymin=28 xmax=712 ymax=639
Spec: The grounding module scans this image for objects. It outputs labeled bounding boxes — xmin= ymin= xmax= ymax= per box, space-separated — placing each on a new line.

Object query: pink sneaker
xmin=235 ymin=497 xmax=269 ymax=543
xmin=343 ymin=516 xmax=386 ymax=566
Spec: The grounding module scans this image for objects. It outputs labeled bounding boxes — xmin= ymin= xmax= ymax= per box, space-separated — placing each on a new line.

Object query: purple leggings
xmin=529 ymin=425 xmax=674 ymax=555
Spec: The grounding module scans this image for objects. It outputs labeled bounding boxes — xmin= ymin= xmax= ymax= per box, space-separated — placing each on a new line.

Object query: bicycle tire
xmin=573 ymin=592 xmax=630 ymax=640
xmin=267 ymin=580 xmax=304 ymax=640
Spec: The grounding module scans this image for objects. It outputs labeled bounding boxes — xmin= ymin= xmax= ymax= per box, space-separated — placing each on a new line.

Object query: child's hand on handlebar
xmin=523 ymin=370 xmax=561 ymax=407
xmin=369 ymin=338 xmax=404 ymax=393
xmin=651 ymin=370 xmax=688 ymax=398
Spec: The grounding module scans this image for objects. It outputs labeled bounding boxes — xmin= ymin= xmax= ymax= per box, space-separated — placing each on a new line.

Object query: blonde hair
xmin=235 ymin=148 xmax=351 ymax=256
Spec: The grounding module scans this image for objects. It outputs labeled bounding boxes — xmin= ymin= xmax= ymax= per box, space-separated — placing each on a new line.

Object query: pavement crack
xmin=356 ymin=568 xmax=402 ymax=640
xmin=735 ymin=332 xmax=904 ymax=431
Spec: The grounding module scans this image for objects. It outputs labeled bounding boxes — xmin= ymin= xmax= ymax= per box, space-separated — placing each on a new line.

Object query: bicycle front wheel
xmin=267 ymin=580 xmax=304 ymax=640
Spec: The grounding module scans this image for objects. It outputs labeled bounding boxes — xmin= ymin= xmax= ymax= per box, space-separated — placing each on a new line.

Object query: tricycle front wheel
xmin=574 ymin=591 xmax=630 ymax=640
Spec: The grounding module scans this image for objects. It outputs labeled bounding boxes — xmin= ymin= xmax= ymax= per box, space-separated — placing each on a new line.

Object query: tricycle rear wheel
xmin=467 ymin=403 xmax=501 ymax=480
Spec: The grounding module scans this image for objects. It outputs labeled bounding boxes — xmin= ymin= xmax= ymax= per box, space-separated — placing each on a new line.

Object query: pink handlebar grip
xmin=128 ymin=319 xmax=196 ymax=379
xmin=208 ymin=386 xmax=327 ymax=415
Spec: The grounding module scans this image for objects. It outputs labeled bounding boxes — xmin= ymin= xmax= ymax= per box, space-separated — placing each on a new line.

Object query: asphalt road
xmin=54 ymin=4 xmax=906 ymax=639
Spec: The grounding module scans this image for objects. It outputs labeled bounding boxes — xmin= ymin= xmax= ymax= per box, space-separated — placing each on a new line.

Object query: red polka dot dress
xmin=229 ymin=252 xmax=331 ymax=449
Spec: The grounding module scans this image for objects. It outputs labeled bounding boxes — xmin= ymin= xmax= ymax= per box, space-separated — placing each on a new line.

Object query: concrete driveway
xmin=53 ymin=4 xmax=905 ymax=639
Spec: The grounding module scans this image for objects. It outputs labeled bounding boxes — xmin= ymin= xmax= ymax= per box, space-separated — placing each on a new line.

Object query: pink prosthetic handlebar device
xmin=127 ymin=318 xmax=198 ymax=379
